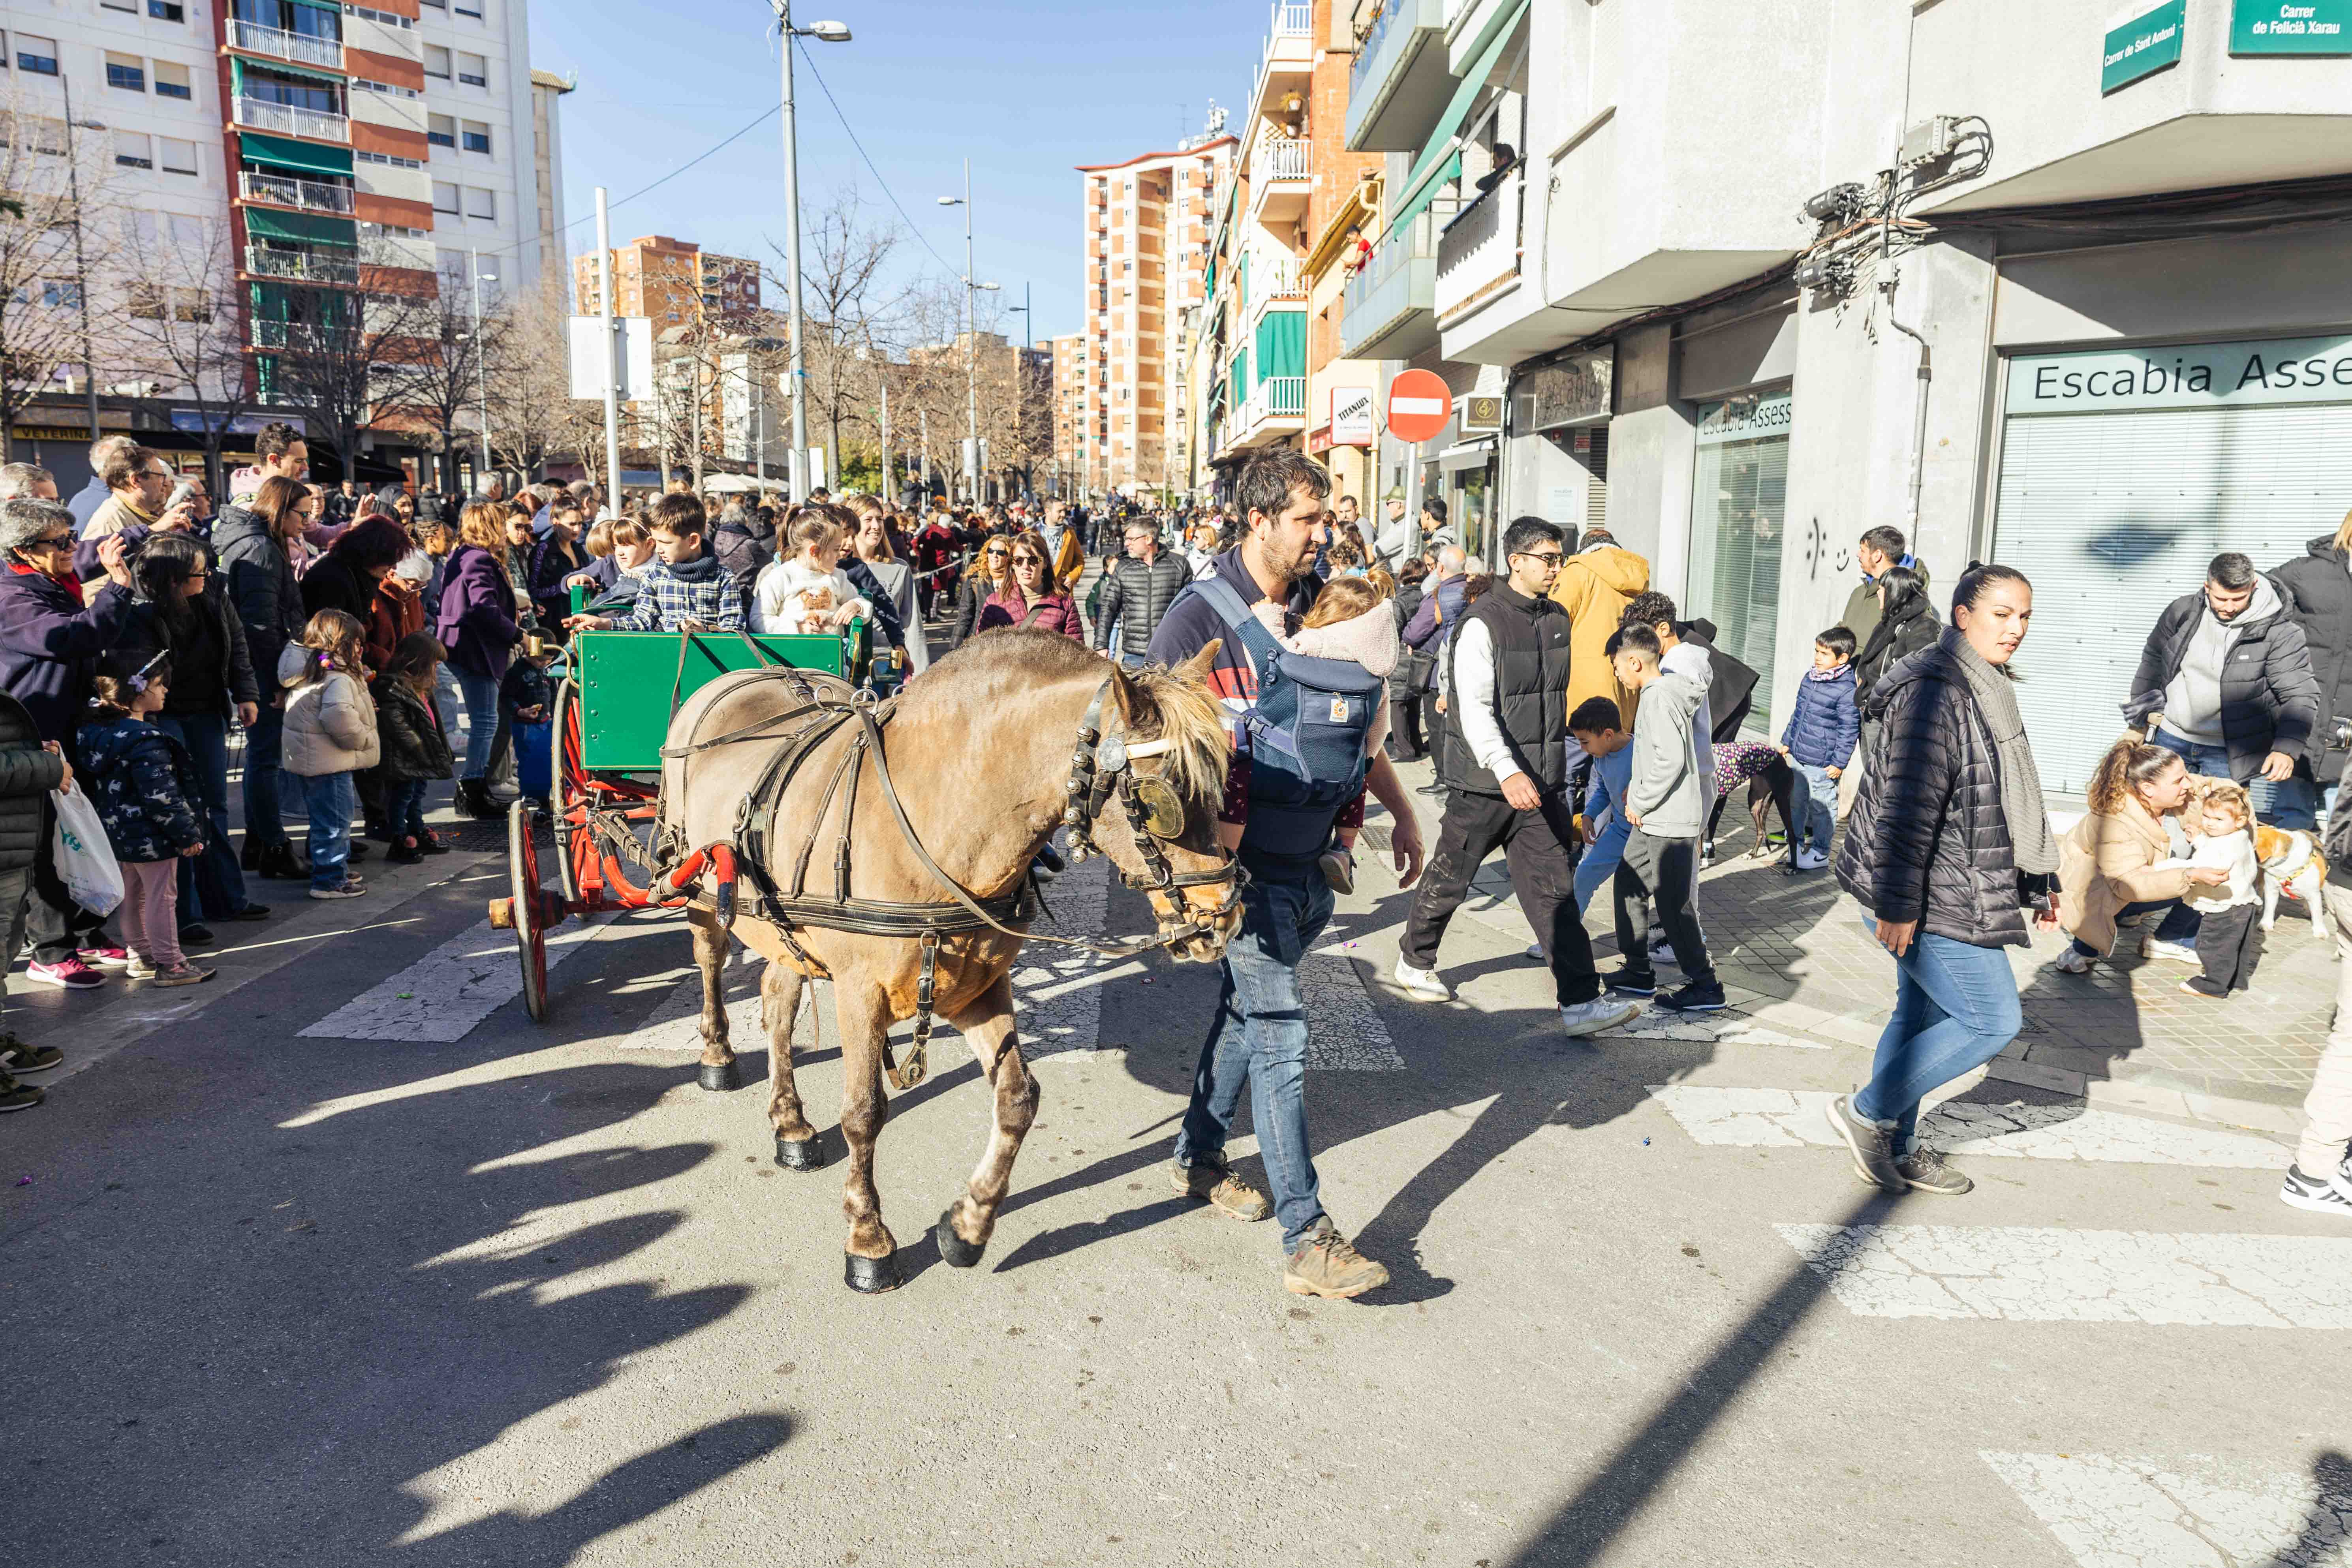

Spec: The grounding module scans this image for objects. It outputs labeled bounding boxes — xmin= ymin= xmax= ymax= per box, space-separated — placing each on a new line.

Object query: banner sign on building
xmin=2102 ymin=0 xmax=2186 ymax=91
xmin=2230 ymin=0 xmax=2352 ymax=53
xmin=2005 ymin=334 xmax=2352 ymax=415
xmin=1328 ymin=385 xmax=1375 ymax=447
xmin=1518 ymin=350 xmax=1613 ymax=430
xmin=1694 ymin=389 xmax=1794 ymax=445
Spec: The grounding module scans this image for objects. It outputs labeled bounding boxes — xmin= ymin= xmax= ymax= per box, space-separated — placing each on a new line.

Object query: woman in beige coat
xmin=279 ymin=608 xmax=379 ymax=901
xmin=2054 ymin=739 xmax=2227 ymax=973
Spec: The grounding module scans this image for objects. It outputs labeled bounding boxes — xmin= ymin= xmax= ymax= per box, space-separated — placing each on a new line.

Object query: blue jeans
xmin=242 ymin=706 xmax=293 ymax=850
xmin=1574 ymin=816 xmax=1628 ymax=915
xmin=300 ymin=772 xmax=356 ymax=891
xmin=2149 ymin=729 xmax=2296 ymax=824
xmin=2266 ymin=774 xmax=2332 ymax=834
xmin=1173 ymin=872 xmax=1332 ymax=1250
xmin=385 ymin=777 xmax=430 ymax=842
xmin=1853 ymin=927 xmax=2024 ymax=1151
xmin=1791 ymin=762 xmax=1836 ymax=855
xmin=455 ymin=667 xmax=501 ymax=781
xmin=2071 ymin=896 xmax=2201 ymax=958
xmin=155 ymin=711 xmax=252 ymax=921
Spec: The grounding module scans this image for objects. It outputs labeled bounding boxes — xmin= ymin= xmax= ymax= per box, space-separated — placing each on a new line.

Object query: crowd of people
xmin=7 ymin=430 xmax=2352 ymax=1298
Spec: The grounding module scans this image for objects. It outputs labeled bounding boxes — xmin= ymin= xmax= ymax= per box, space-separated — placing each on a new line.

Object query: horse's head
xmin=1074 ymin=642 xmax=1242 ymax=964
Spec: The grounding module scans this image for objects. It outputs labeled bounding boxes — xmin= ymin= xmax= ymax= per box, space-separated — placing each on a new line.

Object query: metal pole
xmin=778 ymin=0 xmax=810 ymax=502
xmin=595 ymin=187 xmax=622 ymax=506
xmin=921 ymin=407 xmax=929 ymax=503
xmin=963 ymin=158 xmax=976 ymax=503
xmin=879 ymin=366 xmax=891 ymax=504
xmin=755 ymin=364 xmax=765 ymax=487
xmin=60 ymin=75 xmax=101 ymax=443
xmin=470 ymin=246 xmax=492 ymax=483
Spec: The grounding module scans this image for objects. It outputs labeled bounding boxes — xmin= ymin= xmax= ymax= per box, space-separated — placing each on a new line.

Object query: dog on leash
xmin=2254 ymin=822 xmax=2330 ymax=937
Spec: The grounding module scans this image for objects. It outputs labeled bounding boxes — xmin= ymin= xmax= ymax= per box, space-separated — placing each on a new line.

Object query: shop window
xmin=1688 ymin=391 xmax=1792 ymax=733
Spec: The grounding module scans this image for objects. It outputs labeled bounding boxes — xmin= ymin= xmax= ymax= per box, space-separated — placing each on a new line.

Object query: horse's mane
xmin=908 ymin=629 xmax=1230 ymax=808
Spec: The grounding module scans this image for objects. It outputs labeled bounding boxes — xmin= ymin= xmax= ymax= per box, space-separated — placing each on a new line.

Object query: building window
xmin=427 ymin=113 xmax=455 ymax=148
xmin=40 ymin=280 xmax=83 ymax=310
xmin=461 ymin=120 xmax=490 ymax=154
xmin=423 ymin=45 xmax=451 ymax=79
xmin=16 ymin=35 xmax=56 ymax=75
xmin=107 ymin=55 xmax=148 ymax=92
xmin=457 ymin=52 xmax=487 ymax=86
xmin=455 ymin=0 xmax=482 ymax=15
xmin=158 ymin=137 xmax=197 ymax=175
xmin=358 ymin=148 xmax=425 ymax=170
xmin=114 ymin=130 xmax=152 ymax=169
xmin=352 ymin=77 xmax=421 ymax=99
xmin=150 ymin=0 xmax=186 ymax=18
xmin=432 ymin=180 xmax=459 ymax=215
xmin=341 ymin=3 xmax=413 ymax=26
xmin=103 ymin=0 xmax=135 ymax=11
xmin=463 ymin=186 xmax=494 ymax=220
xmin=153 ymin=62 xmax=192 ymax=100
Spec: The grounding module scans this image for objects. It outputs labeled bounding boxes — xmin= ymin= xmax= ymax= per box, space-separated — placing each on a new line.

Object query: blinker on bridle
xmin=1060 ymin=674 xmax=1245 ymax=917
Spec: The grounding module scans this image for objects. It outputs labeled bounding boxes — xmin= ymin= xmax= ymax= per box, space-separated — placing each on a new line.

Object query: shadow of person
xmin=2257 ymin=1448 xmax=2352 ymax=1568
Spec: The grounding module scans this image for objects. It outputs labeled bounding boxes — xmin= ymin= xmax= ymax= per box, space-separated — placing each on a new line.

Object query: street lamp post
xmin=57 ymin=77 xmax=103 ymax=443
xmin=937 ymin=169 xmax=998 ymax=502
xmin=772 ymin=3 xmax=852 ymax=502
xmin=470 ymin=249 xmax=496 ymax=485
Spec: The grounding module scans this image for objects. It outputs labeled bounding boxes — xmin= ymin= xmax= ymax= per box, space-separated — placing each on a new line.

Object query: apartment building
xmin=572 ymin=232 xmax=762 ymax=328
xmin=1075 ymin=129 xmax=1234 ymax=500
xmin=1188 ymin=0 xmax=1381 ymax=500
xmin=1339 ymin=0 xmax=2352 ymax=787
xmin=1045 ymin=331 xmax=1083 ymax=496
xmin=0 ymin=0 xmax=563 ymax=488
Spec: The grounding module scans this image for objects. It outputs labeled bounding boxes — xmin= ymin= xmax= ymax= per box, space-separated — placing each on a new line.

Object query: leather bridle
xmin=1058 ymin=673 xmax=1247 ymax=935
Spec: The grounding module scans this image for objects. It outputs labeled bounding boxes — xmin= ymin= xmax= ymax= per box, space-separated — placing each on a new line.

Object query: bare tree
xmin=484 ymin=265 xmax=584 ymax=483
xmin=399 ymin=258 xmax=499 ymax=493
xmin=262 ymin=240 xmax=437 ymax=481
xmin=0 ymin=95 xmax=121 ymax=462
xmin=115 ymin=212 xmax=248 ymax=494
xmin=767 ymin=188 xmax=903 ymax=482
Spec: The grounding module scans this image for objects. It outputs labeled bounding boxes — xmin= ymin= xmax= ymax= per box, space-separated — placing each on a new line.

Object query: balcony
xmin=248 ymin=319 xmax=338 ymax=352
xmin=1250 ymin=138 xmax=1312 ymax=224
xmin=1347 ymin=0 xmax=1451 ymax=152
xmin=227 ymin=19 xmax=344 ymax=72
xmin=243 ymin=245 xmax=359 ymax=285
xmin=1340 ymin=208 xmax=1441 ymax=359
xmin=238 ymin=170 xmax=354 ymax=216
xmin=1434 ymin=173 xmax=1519 ymax=324
xmin=231 ymin=96 xmax=349 ymax=144
xmin=1247 ymin=254 xmax=1305 ymax=317
xmin=1252 ymin=0 xmax=1314 ymax=115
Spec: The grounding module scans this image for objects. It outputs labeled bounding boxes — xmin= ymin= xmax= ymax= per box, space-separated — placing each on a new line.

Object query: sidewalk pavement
xmin=1368 ymin=758 xmax=2334 ymax=1140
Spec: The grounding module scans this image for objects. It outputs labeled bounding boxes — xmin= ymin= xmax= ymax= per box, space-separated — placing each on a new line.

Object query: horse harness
xmin=655 ymin=650 xmax=1244 ymax=1093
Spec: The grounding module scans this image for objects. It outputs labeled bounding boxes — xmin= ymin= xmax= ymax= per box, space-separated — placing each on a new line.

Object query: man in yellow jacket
xmin=1042 ymin=500 xmax=1086 ymax=595
xmin=1548 ymin=525 xmax=1651 ymax=737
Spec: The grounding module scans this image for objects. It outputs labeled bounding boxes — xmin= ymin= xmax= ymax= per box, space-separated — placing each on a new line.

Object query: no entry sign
xmin=1386 ymin=369 xmax=1453 ymax=443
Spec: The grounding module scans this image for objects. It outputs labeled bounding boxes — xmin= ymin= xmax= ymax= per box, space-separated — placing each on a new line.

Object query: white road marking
xmin=1777 ymin=1224 xmax=2352 ymax=1326
xmin=1982 ymin=1451 xmax=2352 ymax=1568
xmin=1601 ymin=1014 xmax=1825 ymax=1048
xmin=297 ymin=917 xmax=605 ymax=1042
xmin=618 ymin=966 xmax=767 ymax=1051
xmin=1303 ymin=946 xmax=1407 ymax=1070
xmin=1650 ymin=1086 xmax=2290 ymax=1167
xmin=992 ymin=853 xmax=1114 ymax=1058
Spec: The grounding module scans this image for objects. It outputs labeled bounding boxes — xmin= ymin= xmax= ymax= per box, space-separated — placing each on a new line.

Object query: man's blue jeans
xmin=1173 ymin=871 xmax=1332 ymax=1251
xmin=301 ymin=772 xmax=356 ymax=892
xmin=1853 ymin=927 xmax=2023 ymax=1151
xmin=2148 ymin=729 xmax=2303 ymax=826
xmin=455 ymin=668 xmax=502 ymax=781
xmin=154 ymin=711 xmax=252 ymax=922
xmin=241 ymin=706 xmax=293 ymax=851
xmin=1791 ymin=762 xmax=1837 ymax=856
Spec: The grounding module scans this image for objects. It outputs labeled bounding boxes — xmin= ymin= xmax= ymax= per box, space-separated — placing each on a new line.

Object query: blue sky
xmin=523 ymin=0 xmax=1271 ymax=344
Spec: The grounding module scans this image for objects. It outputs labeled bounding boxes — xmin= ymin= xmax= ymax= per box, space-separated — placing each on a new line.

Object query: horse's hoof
xmin=934 ymin=1206 xmax=987 ymax=1269
xmin=774 ymin=1134 xmax=826 ymax=1170
xmin=698 ymin=1061 xmax=740 ymax=1093
xmin=843 ymin=1251 xmax=901 ymax=1294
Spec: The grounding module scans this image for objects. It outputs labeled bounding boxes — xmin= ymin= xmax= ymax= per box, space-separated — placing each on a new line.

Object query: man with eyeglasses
xmin=83 ymin=446 xmax=195 ymax=546
xmin=1395 ymin=516 xmax=1638 ymax=1039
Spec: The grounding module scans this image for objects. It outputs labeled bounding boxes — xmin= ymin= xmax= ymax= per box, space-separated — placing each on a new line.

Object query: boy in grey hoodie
xmin=1605 ymin=624 xmax=1722 ymax=1011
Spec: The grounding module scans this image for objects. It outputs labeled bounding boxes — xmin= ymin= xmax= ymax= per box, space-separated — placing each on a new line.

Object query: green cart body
xmin=568 ymin=623 xmax=868 ymax=774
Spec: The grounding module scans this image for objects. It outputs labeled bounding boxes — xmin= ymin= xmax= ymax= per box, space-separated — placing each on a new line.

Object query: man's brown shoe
xmin=1283 ymin=1219 xmax=1389 ymax=1299
xmin=1171 ymin=1157 xmax=1272 ymax=1221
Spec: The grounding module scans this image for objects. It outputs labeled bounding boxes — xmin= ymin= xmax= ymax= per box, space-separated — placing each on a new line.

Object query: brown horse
xmin=660 ymin=629 xmax=1240 ymax=1293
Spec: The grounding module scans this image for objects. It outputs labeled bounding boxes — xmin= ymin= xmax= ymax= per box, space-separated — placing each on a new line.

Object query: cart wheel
xmin=552 ymin=678 xmax=583 ymax=905
xmin=509 ymin=800 xmax=550 ymax=1023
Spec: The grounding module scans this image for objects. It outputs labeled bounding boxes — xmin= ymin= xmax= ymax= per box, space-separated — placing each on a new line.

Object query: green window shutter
xmin=1384 ymin=0 xmax=1527 ymax=240
xmin=1392 ymin=152 xmax=1461 ymax=231
xmin=237 ymin=131 xmax=352 ymax=177
xmin=1239 ymin=250 xmax=1249 ymax=307
xmin=1254 ymin=312 xmax=1304 ymax=381
xmin=243 ymin=207 xmax=357 ymax=246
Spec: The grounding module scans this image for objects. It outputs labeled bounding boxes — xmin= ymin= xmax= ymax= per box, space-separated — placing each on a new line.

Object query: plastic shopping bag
xmin=51 ymin=783 xmax=123 ymax=918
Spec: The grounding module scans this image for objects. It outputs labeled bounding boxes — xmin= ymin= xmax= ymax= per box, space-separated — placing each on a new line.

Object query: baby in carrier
xmin=1253 ymin=575 xmax=1399 ymax=894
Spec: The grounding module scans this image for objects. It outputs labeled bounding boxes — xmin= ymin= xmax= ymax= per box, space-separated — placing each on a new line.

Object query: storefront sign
xmin=2005 ymin=334 xmax=2352 ymax=414
xmin=1328 ymin=384 xmax=1375 ymax=446
xmin=2102 ymin=0 xmax=2186 ymax=92
xmin=168 ymin=409 xmax=308 ymax=435
xmin=2230 ymin=0 xmax=2352 ymax=53
xmin=1519 ymin=350 xmax=1613 ymax=430
xmin=1694 ymin=390 xmax=1793 ymax=446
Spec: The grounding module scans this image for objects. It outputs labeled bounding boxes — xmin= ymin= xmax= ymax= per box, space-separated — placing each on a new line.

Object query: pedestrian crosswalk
xmin=298 ymin=916 xmax=606 ymax=1042
xmin=1777 ymin=1222 xmax=2352 ymax=1326
xmin=1648 ymin=1084 xmax=2291 ymax=1167
xmin=1983 ymin=1450 xmax=2352 ymax=1567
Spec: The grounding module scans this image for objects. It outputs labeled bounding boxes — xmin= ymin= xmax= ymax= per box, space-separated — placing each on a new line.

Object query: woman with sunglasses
xmin=973 ymin=531 xmax=1083 ymax=641
xmin=951 ymin=534 xmax=1020 ymax=649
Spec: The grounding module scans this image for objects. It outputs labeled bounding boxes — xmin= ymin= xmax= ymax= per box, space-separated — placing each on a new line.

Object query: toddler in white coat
xmin=753 ymin=509 xmax=872 ymax=635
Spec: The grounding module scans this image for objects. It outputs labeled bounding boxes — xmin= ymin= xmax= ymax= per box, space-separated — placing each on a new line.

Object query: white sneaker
xmin=2332 ymin=1155 xmax=2352 ymax=1205
xmin=2149 ymin=939 xmax=2200 ymax=965
xmin=1560 ymin=996 xmax=1642 ymax=1038
xmin=2280 ymin=1164 xmax=2352 ymax=1217
xmin=1392 ymin=957 xmax=1453 ymax=1002
xmin=1795 ymin=848 xmax=1830 ymax=871
xmin=1525 ymin=941 xmax=1544 ymax=961
xmin=2052 ymin=947 xmax=2093 ymax=975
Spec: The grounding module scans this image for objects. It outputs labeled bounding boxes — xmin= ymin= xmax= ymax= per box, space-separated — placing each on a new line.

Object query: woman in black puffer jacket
xmin=2273 ymin=515 xmax=2352 ymax=825
xmin=1385 ymin=560 xmax=1429 ymax=761
xmin=1830 ymin=563 xmax=2059 ymax=1199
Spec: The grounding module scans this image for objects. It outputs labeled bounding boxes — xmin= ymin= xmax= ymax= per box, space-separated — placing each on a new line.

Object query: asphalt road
xmin=5 ymin=790 xmax=2347 ymax=1568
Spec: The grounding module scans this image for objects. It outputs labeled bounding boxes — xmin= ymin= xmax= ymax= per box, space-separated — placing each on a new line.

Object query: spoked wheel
xmin=509 ymin=799 xmax=550 ymax=1023
xmin=552 ymin=678 xmax=584 ymax=905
